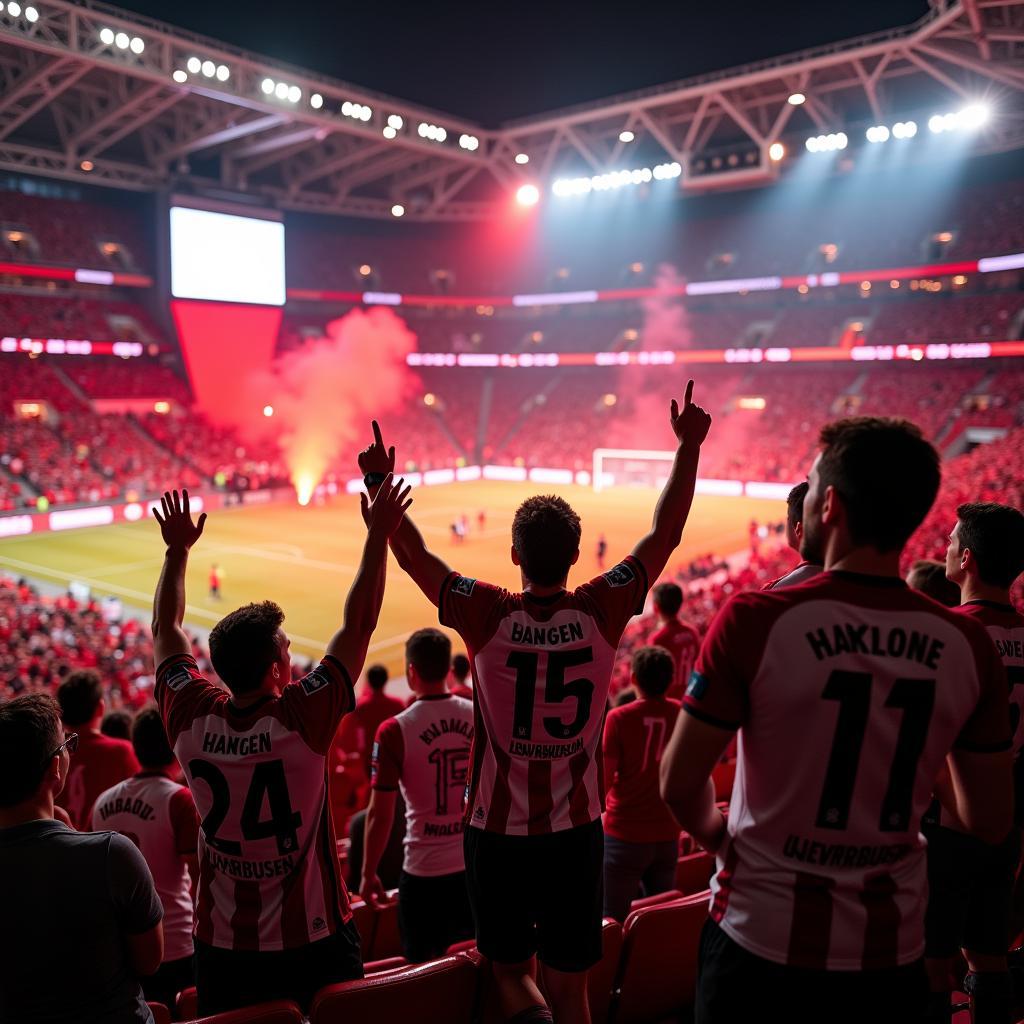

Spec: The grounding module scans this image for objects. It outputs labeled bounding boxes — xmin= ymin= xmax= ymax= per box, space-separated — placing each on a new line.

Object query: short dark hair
xmin=511 ymin=495 xmax=582 ymax=586
xmin=652 ymin=582 xmax=683 ymax=617
xmin=57 ymin=669 xmax=103 ymax=727
xmin=452 ymin=654 xmax=470 ymax=681
xmin=816 ymin=417 xmax=940 ymax=552
xmin=366 ymin=665 xmax=389 ymax=690
xmin=787 ymin=481 xmax=809 ymax=534
xmin=101 ymin=710 xmax=133 ymax=740
xmin=208 ymin=601 xmax=285 ymax=695
xmin=131 ymin=708 xmax=175 ymax=767
xmin=956 ymin=502 xmax=1024 ymax=589
xmin=907 ymin=559 xmax=961 ymax=608
xmin=0 ymin=694 xmax=63 ymax=807
xmin=406 ymin=629 xmax=452 ymax=684
xmin=631 ymin=646 xmax=675 ymax=698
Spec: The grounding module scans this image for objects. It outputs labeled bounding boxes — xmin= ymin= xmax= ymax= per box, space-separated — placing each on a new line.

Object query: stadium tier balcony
xmin=869 ymin=292 xmax=1024 ymax=346
xmin=65 ymin=358 xmax=192 ymax=404
xmin=0 ymin=353 xmax=83 ymax=412
xmin=0 ymin=292 xmax=164 ymax=345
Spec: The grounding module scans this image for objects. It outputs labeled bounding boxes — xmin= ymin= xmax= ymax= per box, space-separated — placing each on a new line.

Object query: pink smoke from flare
xmin=244 ymin=307 xmax=418 ymax=500
xmin=607 ymin=264 xmax=693 ymax=450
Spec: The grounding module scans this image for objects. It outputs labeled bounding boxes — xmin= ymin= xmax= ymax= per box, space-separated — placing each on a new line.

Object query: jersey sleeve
xmin=682 ymin=594 xmax=753 ymax=732
xmin=577 ymin=555 xmax=650 ymax=645
xmin=155 ymin=654 xmax=223 ymax=747
xmin=370 ymin=717 xmax=404 ymax=792
xmin=279 ymin=655 xmax=356 ymax=756
xmin=438 ymin=571 xmax=507 ymax=650
xmin=106 ymin=833 xmax=164 ymax=934
xmin=169 ymin=785 xmax=201 ymax=857
xmin=955 ymin=624 xmax=1013 ymax=754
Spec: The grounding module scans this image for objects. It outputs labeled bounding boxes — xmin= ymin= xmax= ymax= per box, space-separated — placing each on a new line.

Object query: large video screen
xmin=170 ymin=206 xmax=285 ymax=306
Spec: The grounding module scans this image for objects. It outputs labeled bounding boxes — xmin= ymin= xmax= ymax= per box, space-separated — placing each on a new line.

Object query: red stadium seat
xmin=310 ymin=954 xmax=478 ymax=1024
xmin=610 ymin=891 xmax=709 ymax=1024
xmin=349 ymin=899 xmax=377 ymax=959
xmin=148 ymin=1002 xmax=172 ymax=1024
xmin=364 ymin=956 xmax=409 ymax=974
xmin=177 ymin=987 xmax=198 ymax=1019
xmin=675 ymin=851 xmax=715 ymax=895
xmin=584 ymin=918 xmax=624 ymax=1024
xmin=180 ymin=1001 xmax=303 ymax=1024
xmin=629 ymin=889 xmax=683 ymax=913
xmin=367 ymin=893 xmax=403 ymax=961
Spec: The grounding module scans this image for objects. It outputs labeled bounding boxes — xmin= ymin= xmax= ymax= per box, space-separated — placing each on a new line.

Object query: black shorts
xmin=397 ymin=869 xmax=474 ymax=963
xmin=463 ymin=818 xmax=604 ymax=973
xmin=697 ymin=918 xmax=928 ymax=1024
xmin=924 ymin=823 xmax=1020 ymax=958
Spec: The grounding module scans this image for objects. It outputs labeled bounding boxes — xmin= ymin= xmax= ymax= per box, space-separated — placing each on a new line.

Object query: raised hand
xmin=670 ymin=379 xmax=712 ymax=448
xmin=358 ymin=420 xmax=397 ymax=478
xmin=152 ymin=489 xmax=207 ymax=552
xmin=359 ymin=473 xmax=413 ymax=537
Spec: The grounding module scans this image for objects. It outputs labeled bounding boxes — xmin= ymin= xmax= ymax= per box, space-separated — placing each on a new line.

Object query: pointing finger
xmin=684 ymin=379 xmax=694 ymax=407
xmin=372 ymin=420 xmax=384 ymax=447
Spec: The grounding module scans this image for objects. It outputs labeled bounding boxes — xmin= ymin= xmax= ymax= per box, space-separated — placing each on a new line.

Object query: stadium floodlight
xmin=805 ymin=132 xmax=847 ymax=152
xmin=114 ymin=31 xmax=129 ymax=49
xmin=261 ymin=77 xmax=274 ymax=95
xmin=100 ymin=27 xmax=114 ymax=44
xmin=959 ymin=104 xmax=989 ymax=128
xmin=216 ymin=64 xmax=229 ymax=81
xmin=866 ymin=125 xmax=890 ymax=143
xmin=515 ymin=153 xmax=529 ymax=165
xmin=201 ymin=60 xmax=215 ymax=78
xmin=459 ymin=134 xmax=479 ymax=151
xmin=187 ymin=57 xmax=201 ymax=74
xmin=788 ymin=92 xmax=806 ymax=106
xmin=288 ymin=85 xmax=301 ymax=102
xmin=8 ymin=2 xmax=21 ymax=15
xmin=388 ymin=114 xmax=404 ymax=129
xmin=892 ymin=120 xmax=917 ymax=139
xmin=768 ymin=142 xmax=785 ymax=161
xmin=391 ymin=204 xmax=405 ymax=218
xmin=172 ymin=69 xmax=187 ymax=83
xmin=382 ymin=125 xmax=397 ymax=139
xmin=130 ymin=36 xmax=144 ymax=54
xmin=263 ymin=405 xmax=274 ymax=418
xmin=516 ymin=183 xmax=540 ymax=206
xmin=619 ymin=130 xmax=635 ymax=143
xmin=274 ymin=81 xmax=289 ymax=99
xmin=25 ymin=5 xmax=37 ymax=21
xmin=310 ymin=92 xmax=323 ymax=109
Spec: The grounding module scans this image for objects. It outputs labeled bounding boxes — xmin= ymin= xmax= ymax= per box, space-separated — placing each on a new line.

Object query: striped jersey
xmin=371 ymin=693 xmax=474 ymax=876
xmin=439 ymin=556 xmax=649 ymax=836
xmin=684 ymin=571 xmax=1010 ymax=971
xmin=92 ymin=772 xmax=200 ymax=963
xmin=156 ymin=653 xmax=355 ymax=952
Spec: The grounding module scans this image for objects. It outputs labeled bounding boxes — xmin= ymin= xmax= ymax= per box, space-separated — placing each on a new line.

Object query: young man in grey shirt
xmin=0 ymin=694 xmax=164 ymax=1024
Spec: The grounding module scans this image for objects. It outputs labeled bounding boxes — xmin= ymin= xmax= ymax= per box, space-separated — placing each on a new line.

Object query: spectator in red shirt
xmin=449 ymin=652 xmax=473 ymax=700
xmin=603 ymin=646 xmax=682 ymax=922
xmin=334 ymin=664 xmax=404 ymax=775
xmin=55 ymin=669 xmax=139 ymax=829
xmin=649 ymin=582 xmax=701 ymax=700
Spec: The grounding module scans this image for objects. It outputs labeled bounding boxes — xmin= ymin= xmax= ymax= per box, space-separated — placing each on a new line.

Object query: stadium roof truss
xmin=0 ymin=0 xmax=1022 ymax=220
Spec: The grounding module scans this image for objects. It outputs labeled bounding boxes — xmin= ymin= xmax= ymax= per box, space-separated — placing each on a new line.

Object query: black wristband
xmin=364 ymin=472 xmax=388 ymax=488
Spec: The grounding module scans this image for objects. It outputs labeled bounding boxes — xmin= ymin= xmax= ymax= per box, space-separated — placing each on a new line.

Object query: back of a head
xmin=653 ymin=582 xmax=683 ymax=618
xmin=57 ymin=669 xmax=103 ymax=728
xmin=957 ymin=502 xmax=1024 ymax=589
xmin=0 ymin=694 xmax=62 ymax=808
xmin=511 ymin=494 xmax=582 ymax=587
xmin=131 ymin=707 xmax=175 ymax=768
xmin=101 ymin=710 xmax=132 ymax=741
xmin=366 ymin=664 xmax=389 ymax=691
xmin=817 ymin=417 xmax=940 ymax=552
xmin=907 ymin=559 xmax=961 ymax=608
xmin=452 ymin=653 xmax=471 ymax=682
xmin=406 ymin=628 xmax=452 ymax=684
xmin=208 ymin=600 xmax=285 ymax=696
xmin=787 ymin=481 xmax=809 ymax=546
xmin=631 ymin=645 xmax=675 ymax=699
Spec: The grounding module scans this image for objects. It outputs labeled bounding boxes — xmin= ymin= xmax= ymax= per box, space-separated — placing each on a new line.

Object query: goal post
xmin=592 ymin=448 xmax=675 ymax=493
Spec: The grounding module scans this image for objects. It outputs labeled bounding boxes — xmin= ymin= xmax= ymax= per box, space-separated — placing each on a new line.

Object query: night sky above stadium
xmin=115 ymin=0 xmax=928 ymax=125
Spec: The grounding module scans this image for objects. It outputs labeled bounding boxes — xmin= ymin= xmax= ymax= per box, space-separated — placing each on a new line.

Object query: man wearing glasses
xmin=0 ymin=693 xmax=165 ymax=1023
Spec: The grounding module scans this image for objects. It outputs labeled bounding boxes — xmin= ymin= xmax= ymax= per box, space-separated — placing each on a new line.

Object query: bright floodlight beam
xmin=516 ymin=183 xmax=540 ymax=207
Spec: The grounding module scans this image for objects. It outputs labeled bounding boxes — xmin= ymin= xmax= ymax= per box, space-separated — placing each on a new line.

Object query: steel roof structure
xmin=0 ymin=0 xmax=1022 ymax=220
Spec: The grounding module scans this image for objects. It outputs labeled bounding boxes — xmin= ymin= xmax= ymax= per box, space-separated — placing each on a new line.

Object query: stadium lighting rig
xmin=98 ymin=25 xmax=145 ymax=54
xmin=552 ymin=162 xmax=681 ymax=197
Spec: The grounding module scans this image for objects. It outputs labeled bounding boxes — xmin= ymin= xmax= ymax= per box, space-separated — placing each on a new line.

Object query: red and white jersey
xmin=156 ymin=653 xmax=355 ymax=952
xmin=440 ymin=556 xmax=649 ymax=836
xmin=371 ymin=693 xmax=474 ymax=876
xmin=92 ymin=772 xmax=200 ymax=962
xmin=603 ymin=696 xmax=681 ymax=843
xmin=649 ymin=618 xmax=701 ymax=700
xmin=56 ymin=730 xmax=139 ymax=830
xmin=956 ymin=601 xmax=1024 ymax=758
xmin=684 ymin=571 xmax=1010 ymax=971
xmin=762 ymin=561 xmax=823 ymax=591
